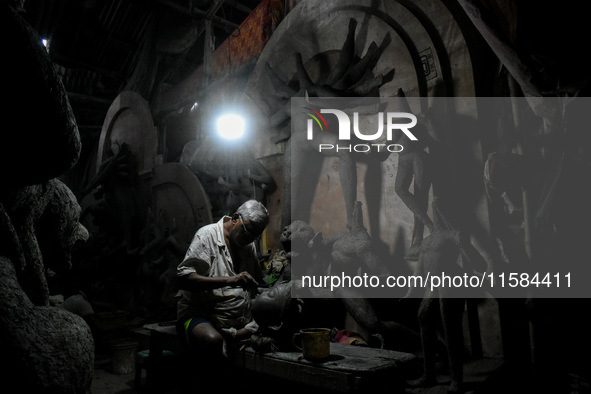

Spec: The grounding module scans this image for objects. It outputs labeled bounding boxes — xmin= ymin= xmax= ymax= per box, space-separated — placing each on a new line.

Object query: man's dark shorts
xmin=176 ymin=317 xmax=212 ymax=346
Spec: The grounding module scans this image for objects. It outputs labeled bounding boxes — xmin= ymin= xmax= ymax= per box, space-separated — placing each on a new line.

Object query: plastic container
xmin=109 ymin=339 xmax=139 ymax=374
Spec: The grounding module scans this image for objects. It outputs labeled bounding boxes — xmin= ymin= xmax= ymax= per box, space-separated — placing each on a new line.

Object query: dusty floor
xmin=90 ymin=353 xmax=139 ymax=394
xmin=90 ymin=360 xmax=338 ymax=394
xmin=89 ymin=355 xmax=590 ymax=394
xmin=88 ymin=336 xmax=589 ymax=394
xmin=91 ymin=368 xmax=137 ymax=394
xmin=88 ymin=352 xmax=504 ymax=394
xmin=90 ymin=362 xmax=335 ymax=394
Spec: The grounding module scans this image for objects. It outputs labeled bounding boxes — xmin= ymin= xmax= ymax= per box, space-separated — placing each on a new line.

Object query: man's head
xmin=230 ymin=200 xmax=269 ymax=247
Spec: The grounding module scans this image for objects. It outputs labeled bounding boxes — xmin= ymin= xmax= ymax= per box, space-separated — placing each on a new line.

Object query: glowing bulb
xmin=217 ymin=114 xmax=245 ymax=139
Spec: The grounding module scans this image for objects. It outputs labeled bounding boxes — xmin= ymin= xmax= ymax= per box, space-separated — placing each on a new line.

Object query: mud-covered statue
xmin=217 ymin=149 xmax=276 ymax=214
xmin=404 ymin=198 xmax=487 ymax=393
xmin=262 ymin=18 xmax=395 ymax=230
xmin=287 ymin=204 xmax=421 ymax=351
xmin=181 ymin=136 xmax=276 ymax=218
xmin=180 ymin=136 xmax=228 ymax=218
xmin=250 ymin=281 xmax=304 ymax=353
xmin=324 ymin=202 xmax=421 ymax=350
xmin=393 ymin=89 xmax=435 ymax=261
xmin=246 ymin=221 xmax=313 ymax=352
xmin=0 ymin=2 xmax=94 ymax=391
xmin=457 ymin=4 xmax=591 ymax=390
xmin=279 ymin=219 xmax=321 ymax=276
xmin=483 ymin=152 xmax=530 ymax=220
xmin=1 ymin=180 xmax=93 ymax=393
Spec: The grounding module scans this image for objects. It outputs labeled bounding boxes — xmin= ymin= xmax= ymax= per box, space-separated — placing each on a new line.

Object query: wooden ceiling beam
xmin=156 ymin=0 xmax=239 ymax=30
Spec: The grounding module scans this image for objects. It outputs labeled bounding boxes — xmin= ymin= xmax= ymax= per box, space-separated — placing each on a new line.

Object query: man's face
xmin=230 ymin=214 xmax=264 ymax=248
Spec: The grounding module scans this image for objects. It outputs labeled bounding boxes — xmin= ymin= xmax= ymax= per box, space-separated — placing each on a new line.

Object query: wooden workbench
xmin=231 ymin=342 xmax=417 ymax=393
xmin=136 ymin=322 xmax=418 ymax=393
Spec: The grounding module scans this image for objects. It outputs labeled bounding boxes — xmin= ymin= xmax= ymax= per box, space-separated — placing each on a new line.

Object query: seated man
xmin=175 ymin=200 xmax=269 ymax=359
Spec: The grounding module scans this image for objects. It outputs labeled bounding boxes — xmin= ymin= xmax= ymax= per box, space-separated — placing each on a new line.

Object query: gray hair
xmin=237 ymin=199 xmax=269 ymax=228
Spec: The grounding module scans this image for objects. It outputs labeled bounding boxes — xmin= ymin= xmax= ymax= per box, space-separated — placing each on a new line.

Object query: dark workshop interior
xmin=2 ymin=0 xmax=591 ymax=393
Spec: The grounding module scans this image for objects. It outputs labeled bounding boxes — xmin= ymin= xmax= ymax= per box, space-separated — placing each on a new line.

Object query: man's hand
xmin=227 ymin=271 xmax=259 ymax=288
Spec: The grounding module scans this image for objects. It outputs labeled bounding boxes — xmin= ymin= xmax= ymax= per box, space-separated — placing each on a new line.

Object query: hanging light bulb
xmin=217 ymin=113 xmax=245 ymax=140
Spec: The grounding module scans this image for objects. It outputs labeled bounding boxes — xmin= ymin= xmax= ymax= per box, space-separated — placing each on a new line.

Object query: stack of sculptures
xmin=392 ymin=89 xmax=436 ymax=261
xmin=285 ymin=203 xmax=422 ymax=352
xmin=458 ymin=2 xmax=591 ymax=391
xmin=79 ymin=142 xmax=144 ymax=256
xmin=1 ymin=1 xmax=94 ymax=391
